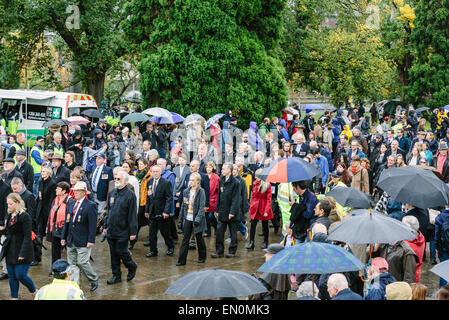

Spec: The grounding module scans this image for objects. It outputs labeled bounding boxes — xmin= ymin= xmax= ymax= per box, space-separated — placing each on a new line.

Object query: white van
xmin=0 ymin=89 xmax=98 ymax=140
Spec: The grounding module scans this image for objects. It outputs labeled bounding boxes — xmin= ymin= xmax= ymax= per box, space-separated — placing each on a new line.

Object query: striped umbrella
xmin=257 ymin=157 xmax=320 ymax=183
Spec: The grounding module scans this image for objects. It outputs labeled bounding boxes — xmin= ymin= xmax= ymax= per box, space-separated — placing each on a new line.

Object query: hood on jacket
xmin=372 ymin=272 xmax=397 ymax=289
xmin=249 ymin=121 xmax=258 ymax=131
xmin=407 ymin=231 xmax=425 ymax=249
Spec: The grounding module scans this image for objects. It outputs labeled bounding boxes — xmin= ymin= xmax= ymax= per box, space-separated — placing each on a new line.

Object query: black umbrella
xmin=430 ymin=260 xmax=449 ymax=282
xmin=81 ymin=109 xmax=105 ymax=119
xmin=165 ymin=269 xmax=267 ymax=298
xmin=383 ymin=100 xmax=407 ymax=115
xmin=327 ymin=210 xmax=417 ymax=245
xmin=325 ymin=186 xmax=371 ymax=209
xmin=376 ymin=166 xmax=449 ymax=208
xmin=41 ymin=119 xmax=70 ymax=127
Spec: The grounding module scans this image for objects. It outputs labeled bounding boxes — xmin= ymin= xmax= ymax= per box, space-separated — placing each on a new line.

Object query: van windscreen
xmin=68 ymin=107 xmax=97 ymax=117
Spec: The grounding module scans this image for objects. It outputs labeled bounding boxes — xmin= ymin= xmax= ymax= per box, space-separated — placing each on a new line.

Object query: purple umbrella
xmin=151 ymin=112 xmax=185 ymax=124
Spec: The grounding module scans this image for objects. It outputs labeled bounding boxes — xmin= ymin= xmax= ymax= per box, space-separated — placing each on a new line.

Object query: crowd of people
xmin=0 ymin=101 xmax=449 ymax=300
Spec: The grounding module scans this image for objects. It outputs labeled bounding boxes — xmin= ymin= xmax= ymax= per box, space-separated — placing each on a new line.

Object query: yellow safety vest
xmin=34 ymin=279 xmax=85 ymax=300
xmin=12 ymin=143 xmax=25 ymax=165
xmin=277 ymin=183 xmax=297 ymax=233
xmin=324 ymin=181 xmax=350 ymax=219
xmin=30 ymin=145 xmax=44 ymax=174
xmin=52 ymin=144 xmax=64 ymax=157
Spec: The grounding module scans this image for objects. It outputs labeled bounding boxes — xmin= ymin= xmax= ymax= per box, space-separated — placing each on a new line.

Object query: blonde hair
xmin=41 ymin=166 xmax=53 ymax=176
xmin=190 ymin=172 xmax=201 ymax=186
xmin=255 ymin=169 xmax=270 ymax=194
xmin=7 ymin=193 xmax=26 ymax=215
xmin=411 ymin=283 xmax=427 ymax=300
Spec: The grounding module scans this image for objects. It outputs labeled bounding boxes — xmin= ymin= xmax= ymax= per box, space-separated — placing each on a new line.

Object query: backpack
xmin=440 ymin=219 xmax=449 ymax=252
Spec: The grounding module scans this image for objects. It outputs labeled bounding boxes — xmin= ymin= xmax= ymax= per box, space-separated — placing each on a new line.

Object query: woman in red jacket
xmin=204 ymin=161 xmax=220 ymax=237
xmin=246 ymin=169 xmax=273 ymax=250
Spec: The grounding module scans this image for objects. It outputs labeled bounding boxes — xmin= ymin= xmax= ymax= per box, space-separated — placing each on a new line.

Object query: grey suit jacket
xmin=173 ymin=165 xmax=190 ymax=201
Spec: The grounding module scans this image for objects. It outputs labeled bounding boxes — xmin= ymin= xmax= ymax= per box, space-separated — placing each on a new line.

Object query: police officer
xmin=35 ymin=259 xmax=85 ymax=300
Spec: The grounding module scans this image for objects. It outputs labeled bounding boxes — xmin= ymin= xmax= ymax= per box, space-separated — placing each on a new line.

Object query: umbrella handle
xmin=360 ymin=274 xmax=369 ymax=282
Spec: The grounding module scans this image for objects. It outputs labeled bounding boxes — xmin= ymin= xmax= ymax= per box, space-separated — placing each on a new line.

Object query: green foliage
xmin=123 ymin=0 xmax=288 ymax=128
xmin=0 ymin=44 xmax=20 ymax=89
xmin=406 ymin=0 xmax=449 ymax=109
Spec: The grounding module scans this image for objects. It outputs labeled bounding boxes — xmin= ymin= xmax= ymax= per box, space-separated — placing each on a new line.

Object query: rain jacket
xmin=340 ymin=125 xmax=353 ymax=139
xmin=405 ymin=231 xmax=425 ymax=283
xmin=364 ymin=273 xmax=396 ymax=300
xmin=375 ymin=241 xmax=418 ymax=284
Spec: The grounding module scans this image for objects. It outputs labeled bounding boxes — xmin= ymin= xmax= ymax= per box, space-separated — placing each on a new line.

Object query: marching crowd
xmin=1 ymin=102 xmax=449 ymax=300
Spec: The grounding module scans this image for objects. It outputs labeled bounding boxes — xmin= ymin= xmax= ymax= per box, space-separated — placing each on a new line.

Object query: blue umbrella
xmin=151 ymin=112 xmax=185 ymax=124
xmin=205 ymin=113 xmax=225 ymax=130
xmin=257 ymin=157 xmax=320 ymax=183
xmin=257 ymin=241 xmax=364 ymax=275
xmin=303 ymin=104 xmax=323 ymax=110
xmin=444 ymin=105 xmax=449 ymax=111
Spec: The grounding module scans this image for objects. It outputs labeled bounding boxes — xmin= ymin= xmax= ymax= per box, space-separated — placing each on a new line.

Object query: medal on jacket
xmin=78 ymin=215 xmax=81 ymax=223
xmin=149 ymin=185 xmax=153 ymax=195
xmin=66 ymin=214 xmax=70 ymax=223
xmin=221 ymin=187 xmax=224 ymax=193
xmin=110 ymin=197 xmax=115 ymax=205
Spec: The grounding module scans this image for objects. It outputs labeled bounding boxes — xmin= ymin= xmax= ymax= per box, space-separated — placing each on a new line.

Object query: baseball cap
xmin=52 ymin=259 xmax=71 ymax=274
xmin=263 ymin=243 xmax=284 ymax=255
xmin=36 ymin=136 xmax=45 ymax=142
xmin=95 ymin=153 xmax=106 ymax=159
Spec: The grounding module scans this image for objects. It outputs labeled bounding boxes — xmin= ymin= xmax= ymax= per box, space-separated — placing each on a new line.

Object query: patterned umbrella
xmin=151 ymin=112 xmax=185 ymax=124
xmin=205 ymin=113 xmax=224 ymax=130
xmin=257 ymin=157 xmax=320 ymax=183
xmin=257 ymin=241 xmax=364 ymax=275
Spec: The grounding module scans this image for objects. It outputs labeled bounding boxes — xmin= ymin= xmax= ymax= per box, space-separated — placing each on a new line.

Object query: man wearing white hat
xmin=61 ymin=181 xmax=99 ymax=292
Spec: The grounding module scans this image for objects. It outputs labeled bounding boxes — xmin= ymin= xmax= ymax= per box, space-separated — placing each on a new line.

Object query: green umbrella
xmin=120 ymin=112 xmax=151 ymax=123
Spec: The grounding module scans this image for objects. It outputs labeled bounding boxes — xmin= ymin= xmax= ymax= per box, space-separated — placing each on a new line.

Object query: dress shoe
xmin=246 ymin=241 xmax=255 ymax=250
xmin=261 ymin=242 xmax=268 ymax=249
xmin=173 ymin=239 xmax=178 ymax=245
xmin=0 ymin=273 xmax=8 ymax=280
xmin=176 ymin=262 xmax=186 ymax=266
xmin=106 ymin=276 xmax=121 ymax=285
xmin=177 ymin=229 xmax=183 ymax=234
xmin=166 ymin=248 xmax=174 ymax=256
xmin=198 ymin=259 xmax=206 ymax=263
xmin=225 ymin=253 xmax=235 ymax=258
xmin=128 ymin=243 xmax=134 ymax=250
xmin=146 ymin=251 xmax=158 ymax=258
xmin=143 ymin=241 xmax=150 ymax=247
xmin=127 ymin=266 xmax=137 ymax=281
xmin=30 ymin=260 xmax=39 ymax=266
xmin=90 ymin=280 xmax=99 ymax=291
xmin=210 ymin=252 xmax=224 ymax=258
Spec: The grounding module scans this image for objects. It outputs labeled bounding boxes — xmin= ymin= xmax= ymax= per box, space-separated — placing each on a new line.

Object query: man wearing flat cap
xmin=1 ymin=157 xmax=23 ymax=187
xmin=431 ymin=141 xmax=449 ymax=183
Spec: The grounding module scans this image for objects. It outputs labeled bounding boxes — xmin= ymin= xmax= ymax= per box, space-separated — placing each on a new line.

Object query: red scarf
xmin=49 ymin=195 xmax=69 ymax=232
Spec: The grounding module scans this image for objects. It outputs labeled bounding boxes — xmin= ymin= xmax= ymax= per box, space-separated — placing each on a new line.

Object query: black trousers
xmin=216 ymin=220 xmax=238 ymax=255
xmin=51 ymin=236 xmax=62 ymax=264
xmin=149 ymin=218 xmax=174 ymax=253
xmin=250 ymin=219 xmax=269 ymax=244
xmin=107 ymin=237 xmax=137 ymax=277
xmin=178 ymin=220 xmax=206 ymax=264
xmin=169 ymin=216 xmax=178 ymax=241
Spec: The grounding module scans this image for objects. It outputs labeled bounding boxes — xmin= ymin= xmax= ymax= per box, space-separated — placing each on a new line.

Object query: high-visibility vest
xmin=324 ymin=181 xmax=350 ymax=219
xmin=30 ymin=145 xmax=44 ymax=174
xmin=52 ymin=144 xmax=64 ymax=157
xmin=34 ymin=279 xmax=85 ymax=300
xmin=277 ymin=183 xmax=298 ymax=233
xmin=12 ymin=143 xmax=25 ymax=165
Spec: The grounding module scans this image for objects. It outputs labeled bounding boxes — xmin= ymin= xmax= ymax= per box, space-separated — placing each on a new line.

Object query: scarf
xmin=136 ymin=169 xmax=148 ymax=182
xmin=139 ymin=170 xmax=153 ymax=207
xmin=351 ymin=164 xmax=358 ymax=175
xmin=49 ymin=195 xmax=69 ymax=232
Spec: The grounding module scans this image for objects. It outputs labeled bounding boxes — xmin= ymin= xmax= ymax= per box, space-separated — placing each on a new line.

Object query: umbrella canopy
xmin=415 ymin=107 xmax=430 ymax=113
xmin=430 ymin=260 xmax=449 ymax=282
xmin=165 ymin=269 xmax=267 ymax=298
xmin=257 ymin=241 xmax=364 ymax=275
xmin=303 ymin=104 xmax=322 ymax=110
xmin=325 ymin=186 xmax=371 ymax=209
xmin=205 ymin=113 xmax=225 ymax=130
xmin=66 ymin=116 xmax=90 ymax=125
xmin=81 ymin=109 xmax=105 ymax=119
xmin=444 ymin=105 xmax=449 ymax=111
xmin=257 ymin=157 xmax=320 ymax=183
xmin=151 ymin=112 xmax=185 ymax=125
xmin=120 ymin=112 xmax=151 ymax=124
xmin=184 ymin=114 xmax=205 ymax=125
xmin=376 ymin=100 xmax=389 ymax=107
xmin=42 ymin=119 xmax=70 ymax=127
xmin=142 ymin=107 xmax=172 ymax=118
xmin=327 ymin=210 xmax=417 ymax=244
xmin=376 ymin=166 xmax=449 ymax=208
xmin=383 ymin=100 xmax=407 ymax=115
xmin=411 ymin=164 xmax=445 ymax=181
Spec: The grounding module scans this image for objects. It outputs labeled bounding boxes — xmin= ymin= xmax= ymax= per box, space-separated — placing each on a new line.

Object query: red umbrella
xmin=67 ymin=116 xmax=90 ymax=125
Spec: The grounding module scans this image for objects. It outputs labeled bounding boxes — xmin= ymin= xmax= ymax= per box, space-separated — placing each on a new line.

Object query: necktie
xmin=72 ymin=201 xmax=80 ymax=222
xmin=153 ymin=180 xmax=158 ymax=195
xmin=92 ymin=167 xmax=100 ymax=192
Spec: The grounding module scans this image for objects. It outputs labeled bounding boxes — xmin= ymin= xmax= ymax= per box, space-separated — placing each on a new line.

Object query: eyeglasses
xmin=114 ymin=178 xmax=122 ymax=181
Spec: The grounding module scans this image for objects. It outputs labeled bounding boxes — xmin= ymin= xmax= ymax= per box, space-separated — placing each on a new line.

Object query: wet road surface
xmin=0 ymin=224 xmax=442 ymax=300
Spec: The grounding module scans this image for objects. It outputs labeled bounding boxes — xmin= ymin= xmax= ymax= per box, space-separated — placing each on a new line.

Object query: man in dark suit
xmin=61 ymin=181 xmax=99 ymax=292
xmin=1 ymin=158 xmax=24 ymax=187
xmin=103 ymin=170 xmax=138 ymax=285
xmin=145 ymin=165 xmax=175 ymax=257
xmin=50 ymin=154 xmax=71 ymax=184
xmin=385 ymin=139 xmax=406 ymax=160
xmin=211 ymin=163 xmax=241 ymax=259
xmin=292 ymin=134 xmax=310 ymax=158
xmin=328 ymin=273 xmax=362 ymax=300
xmin=14 ymin=149 xmax=34 ymax=192
xmin=90 ymin=153 xmax=113 ymax=216
xmin=248 ymin=151 xmax=264 ymax=182
xmin=11 ymin=177 xmax=36 ymax=219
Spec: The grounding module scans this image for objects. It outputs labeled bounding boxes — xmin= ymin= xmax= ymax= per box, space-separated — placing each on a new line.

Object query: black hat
xmin=230 ymin=117 xmax=237 ymax=122
xmin=74 ymin=130 xmax=82 ymax=136
xmin=52 ymin=259 xmax=71 ymax=274
xmin=330 ymin=170 xmax=342 ymax=178
xmin=36 ymin=136 xmax=45 ymax=142
xmin=263 ymin=243 xmax=284 ymax=255
xmin=16 ymin=149 xmax=26 ymax=156
xmin=3 ymin=158 xmax=15 ymax=164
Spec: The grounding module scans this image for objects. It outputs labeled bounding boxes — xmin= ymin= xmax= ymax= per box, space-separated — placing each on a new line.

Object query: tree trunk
xmin=86 ymin=73 xmax=106 ymax=105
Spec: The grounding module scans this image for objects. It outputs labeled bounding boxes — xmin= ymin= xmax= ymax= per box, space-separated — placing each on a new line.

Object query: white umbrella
xmin=142 ymin=107 xmax=172 ymax=118
xmin=184 ymin=114 xmax=205 ymax=125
